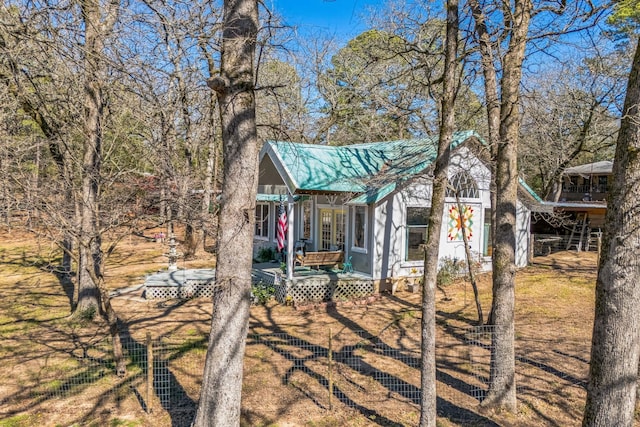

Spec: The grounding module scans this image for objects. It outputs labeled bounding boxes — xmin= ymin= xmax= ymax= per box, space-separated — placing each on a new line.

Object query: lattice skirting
xmin=274 ymin=277 xmax=375 ymax=305
xmin=145 ymin=280 xmax=214 ymax=300
xmin=274 ymin=284 xmax=288 ymax=303
xmin=251 ymin=269 xmax=281 ymax=286
xmin=252 ymin=269 xmax=287 ymax=302
xmin=146 ymin=270 xmax=283 ymax=300
xmin=144 ymin=270 xmax=374 ymax=304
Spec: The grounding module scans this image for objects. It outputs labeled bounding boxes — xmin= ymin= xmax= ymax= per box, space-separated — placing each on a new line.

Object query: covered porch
xmin=257 ymin=140 xmax=379 ymax=282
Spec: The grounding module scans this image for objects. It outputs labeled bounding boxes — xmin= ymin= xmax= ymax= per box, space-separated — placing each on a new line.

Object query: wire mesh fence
xmin=7 ymin=324 xmax=590 ymax=426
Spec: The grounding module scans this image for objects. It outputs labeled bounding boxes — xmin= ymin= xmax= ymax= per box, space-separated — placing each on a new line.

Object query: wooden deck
xmin=143 ymin=268 xmax=216 ymax=299
xmin=141 ymin=263 xmax=376 ymax=304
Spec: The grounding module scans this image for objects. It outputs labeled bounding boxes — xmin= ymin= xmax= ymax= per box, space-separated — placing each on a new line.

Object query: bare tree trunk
xmin=71 ymin=191 xmax=81 ymax=306
xmin=199 ymin=40 xmax=220 ymax=252
xmin=419 ymin=1 xmax=458 ymax=425
xmin=202 ymin=138 xmax=216 ymax=238
xmin=582 ymin=35 xmax=640 ymax=427
xmin=27 ymin=138 xmax=40 ymax=227
xmin=97 ymin=274 xmax=127 ymax=376
xmin=74 ymin=0 xmax=125 ymax=375
xmin=76 ymin=0 xmax=108 ymax=314
xmin=0 ymin=137 xmax=9 ymax=226
xmin=193 ymin=0 xmax=259 ymax=425
xmin=76 ymin=112 xmax=101 ymax=311
xmin=469 ymin=0 xmax=500 ymax=326
xmin=201 ymin=102 xmax=218 ymax=252
xmin=455 ymin=194 xmax=483 ymax=325
xmin=173 ymin=49 xmax=199 ymax=257
xmin=184 ymin=222 xmax=199 ymax=258
xmin=483 ymin=0 xmax=531 ymax=411
xmin=470 ymin=0 xmax=532 ymax=412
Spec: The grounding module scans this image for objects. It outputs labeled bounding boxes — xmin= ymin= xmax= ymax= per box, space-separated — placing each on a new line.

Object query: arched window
xmin=446 ymin=171 xmax=479 ymax=198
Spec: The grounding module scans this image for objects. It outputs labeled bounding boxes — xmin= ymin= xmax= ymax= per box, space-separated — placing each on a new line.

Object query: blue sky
xmin=271 ymin=0 xmax=384 ymax=39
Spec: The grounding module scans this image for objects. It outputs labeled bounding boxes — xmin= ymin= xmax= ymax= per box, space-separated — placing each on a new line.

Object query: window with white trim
xmin=301 ymin=199 xmax=312 ymax=240
xmin=446 ymin=171 xmax=479 ymax=198
xmin=406 ymin=207 xmax=430 ymax=261
xmin=482 ymin=208 xmax=492 ymax=256
xmin=352 ymin=205 xmax=367 ymax=251
xmin=255 ymin=203 xmax=269 ymax=239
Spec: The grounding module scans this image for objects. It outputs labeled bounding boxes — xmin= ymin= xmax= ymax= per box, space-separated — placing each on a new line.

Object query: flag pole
xmin=286 ymin=193 xmax=295 ymax=280
xmin=278 ymin=194 xmax=286 ymax=263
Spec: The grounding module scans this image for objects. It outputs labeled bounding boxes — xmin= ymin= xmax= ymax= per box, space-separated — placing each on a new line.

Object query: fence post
xmin=328 ymin=328 xmax=333 ymax=410
xmin=530 ymin=233 xmax=535 ymax=262
xmin=146 ymin=332 xmax=153 ymax=413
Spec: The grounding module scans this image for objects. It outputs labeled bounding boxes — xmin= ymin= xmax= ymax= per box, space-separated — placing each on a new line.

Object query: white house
xmin=254 ymin=131 xmax=536 ymax=292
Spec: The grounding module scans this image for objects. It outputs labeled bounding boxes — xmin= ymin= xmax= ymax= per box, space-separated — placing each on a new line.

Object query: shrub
xmin=436 ymin=256 xmax=466 ymax=287
xmin=251 ymin=281 xmax=275 ymax=305
xmin=77 ymin=305 xmax=97 ymax=322
xmin=256 ymin=246 xmax=278 ymax=263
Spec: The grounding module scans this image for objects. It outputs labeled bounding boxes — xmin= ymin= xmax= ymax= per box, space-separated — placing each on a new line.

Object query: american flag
xmin=277 ymin=200 xmax=287 ymax=252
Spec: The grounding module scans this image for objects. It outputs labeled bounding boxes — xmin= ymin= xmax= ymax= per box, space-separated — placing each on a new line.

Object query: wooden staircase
xmin=566 ymin=213 xmax=588 ymax=251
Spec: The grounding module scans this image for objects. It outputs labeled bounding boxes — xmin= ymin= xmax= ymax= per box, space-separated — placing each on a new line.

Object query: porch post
xmin=286 ymin=194 xmax=295 ymax=280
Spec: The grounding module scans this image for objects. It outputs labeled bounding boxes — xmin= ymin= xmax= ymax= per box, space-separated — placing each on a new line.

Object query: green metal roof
xmin=518 ymin=178 xmax=543 ymax=203
xmin=263 ymin=130 xmax=482 ymax=204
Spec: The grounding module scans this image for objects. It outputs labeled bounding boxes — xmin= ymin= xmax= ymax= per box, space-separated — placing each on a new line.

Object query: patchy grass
xmin=0 ymin=226 xmax=609 ymax=426
xmin=0 ymin=414 xmax=42 ymax=427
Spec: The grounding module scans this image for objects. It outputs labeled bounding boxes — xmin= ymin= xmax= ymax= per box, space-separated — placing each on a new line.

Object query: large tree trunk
xmin=76 ymin=0 xmax=105 ymax=314
xmin=75 ymin=0 xmax=125 ymax=376
xmin=582 ymin=35 xmax=640 ymax=427
xmin=193 ymin=0 xmax=259 ymax=425
xmin=419 ymin=2 xmax=458 ymax=426
xmin=469 ymin=0 xmax=501 ymax=326
xmin=472 ymin=0 xmax=532 ymax=412
xmin=483 ymin=129 xmax=518 ymax=410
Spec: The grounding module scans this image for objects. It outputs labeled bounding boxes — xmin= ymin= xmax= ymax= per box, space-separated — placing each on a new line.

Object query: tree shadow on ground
xmin=530 ymin=254 xmax=598 ymax=273
xmin=436 ymin=309 xmax=588 ymax=390
xmin=248 ymin=303 xmax=500 ymax=426
xmin=118 ymin=318 xmax=203 ymax=426
xmin=2 ymin=252 xmax=76 ymax=309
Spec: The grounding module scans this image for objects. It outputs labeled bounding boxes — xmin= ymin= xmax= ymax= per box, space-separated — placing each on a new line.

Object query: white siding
xmin=371 ymin=146 xmax=530 ymax=281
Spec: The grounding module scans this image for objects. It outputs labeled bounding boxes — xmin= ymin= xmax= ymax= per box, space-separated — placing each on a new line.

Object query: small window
xmin=352 ymin=205 xmax=367 ymax=251
xmin=255 ymin=203 xmax=269 ymax=239
xmin=406 ymin=207 xmax=430 ymax=261
xmin=301 ymin=200 xmax=312 ymax=240
xmin=482 ymin=208 xmax=492 ymax=256
xmin=446 ymin=171 xmax=479 ymax=198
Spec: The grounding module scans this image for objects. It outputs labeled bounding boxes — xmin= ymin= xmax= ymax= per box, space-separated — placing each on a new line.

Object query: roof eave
xmin=262 ymin=141 xmax=298 ymax=195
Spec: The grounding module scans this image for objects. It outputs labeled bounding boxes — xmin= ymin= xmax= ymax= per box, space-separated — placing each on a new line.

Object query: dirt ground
xmin=0 ymin=227 xmax=623 ymax=427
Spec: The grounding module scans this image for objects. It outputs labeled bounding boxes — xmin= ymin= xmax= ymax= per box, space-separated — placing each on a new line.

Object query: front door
xmin=319 ymin=208 xmax=345 ymax=251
